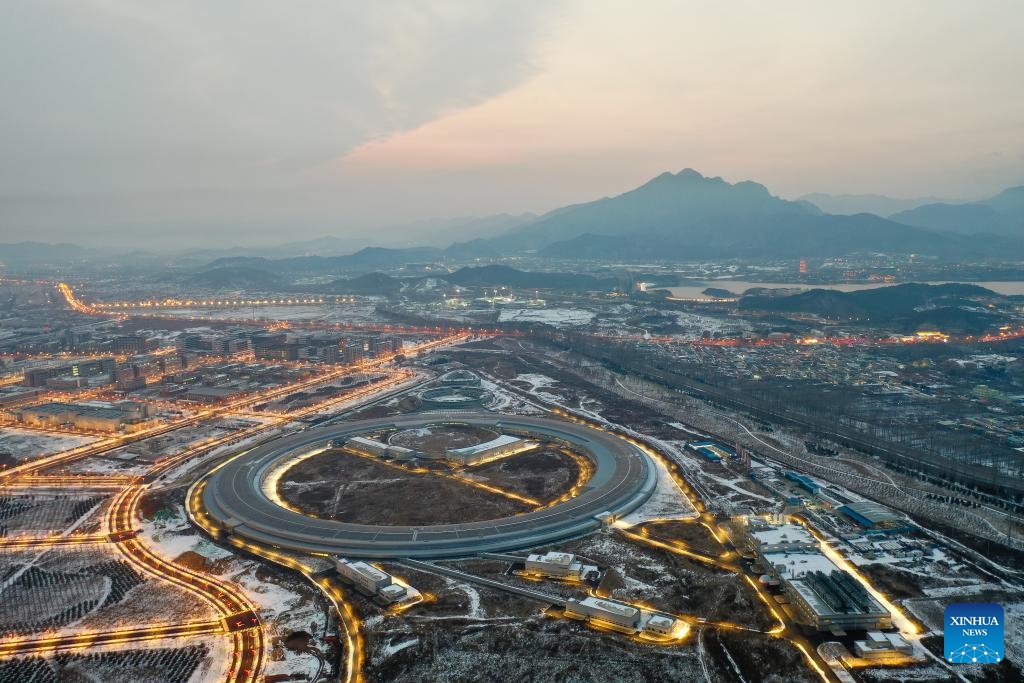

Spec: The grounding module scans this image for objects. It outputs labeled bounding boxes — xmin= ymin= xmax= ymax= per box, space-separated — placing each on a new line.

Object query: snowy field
xmin=0 ymin=427 xmax=99 ymax=462
xmin=498 ymin=308 xmax=595 ymax=326
xmin=159 ymin=299 xmax=385 ymax=324
xmin=619 ymin=445 xmax=699 ymax=525
xmin=140 ymin=502 xmax=328 ymax=682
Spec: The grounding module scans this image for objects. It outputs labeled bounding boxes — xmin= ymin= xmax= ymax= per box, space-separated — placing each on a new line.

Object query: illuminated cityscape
xmin=2 ymin=3 xmax=1024 ymax=683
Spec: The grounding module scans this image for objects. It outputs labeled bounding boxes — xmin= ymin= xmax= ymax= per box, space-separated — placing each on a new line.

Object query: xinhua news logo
xmin=944 ymin=603 xmax=1003 ymax=664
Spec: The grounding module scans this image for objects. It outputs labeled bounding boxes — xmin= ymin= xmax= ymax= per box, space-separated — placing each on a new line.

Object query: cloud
xmin=0 ymin=2 xmax=558 ymax=212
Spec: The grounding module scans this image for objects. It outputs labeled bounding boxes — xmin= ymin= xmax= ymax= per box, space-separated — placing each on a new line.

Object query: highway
xmin=199 ymin=413 xmax=657 ymax=559
xmin=0 ymin=621 xmax=227 ymax=658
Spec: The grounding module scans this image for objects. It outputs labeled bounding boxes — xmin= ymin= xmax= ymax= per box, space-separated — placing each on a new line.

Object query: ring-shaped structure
xmin=200 ymin=413 xmax=656 ymax=558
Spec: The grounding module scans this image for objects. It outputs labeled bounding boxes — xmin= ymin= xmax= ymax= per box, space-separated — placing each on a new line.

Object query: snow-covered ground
xmin=0 ymin=427 xmax=99 ymax=462
xmin=139 ymin=503 xmax=328 ymax=681
xmin=498 ymin=308 xmax=595 ymax=326
xmin=478 ymin=377 xmax=545 ymax=415
xmin=619 ymin=446 xmax=699 ymax=525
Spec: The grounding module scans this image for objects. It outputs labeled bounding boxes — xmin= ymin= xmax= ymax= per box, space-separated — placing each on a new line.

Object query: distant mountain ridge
xmin=890 ymin=186 xmax=1024 ymax=236
xmin=738 ymin=283 xmax=1004 ymax=333
xmin=480 ymin=169 xmax=1023 ymax=260
xmin=798 ymin=192 xmax=947 ymax=217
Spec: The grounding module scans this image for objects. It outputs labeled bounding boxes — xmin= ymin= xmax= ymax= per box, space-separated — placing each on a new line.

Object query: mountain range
xmin=889 ymin=186 xmax=1024 ymax=236
xmin=798 ymin=193 xmax=948 ymax=217
xmin=469 ymin=169 xmax=1023 ymax=261
xmin=6 ymin=170 xmax=1024 ymax=270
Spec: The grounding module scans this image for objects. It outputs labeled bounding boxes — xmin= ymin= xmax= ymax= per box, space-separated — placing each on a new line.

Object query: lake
xmin=665 ymin=280 xmax=1024 ymax=299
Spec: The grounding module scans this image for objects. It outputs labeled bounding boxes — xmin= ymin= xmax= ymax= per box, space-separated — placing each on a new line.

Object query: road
xmin=0 ymin=621 xmax=227 ymax=658
xmin=106 ymin=485 xmax=266 ymax=683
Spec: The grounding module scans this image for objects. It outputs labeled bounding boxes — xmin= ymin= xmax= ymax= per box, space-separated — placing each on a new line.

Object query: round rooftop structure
xmin=198 ymin=413 xmax=656 ymax=559
xmin=419 ymin=385 xmax=490 ymax=409
xmin=437 ymin=369 xmax=481 ymax=386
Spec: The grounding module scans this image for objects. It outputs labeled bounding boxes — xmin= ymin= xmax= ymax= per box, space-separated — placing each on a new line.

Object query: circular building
xmin=198 ymin=413 xmax=656 ymax=559
xmin=419 ymin=385 xmax=490 ymax=409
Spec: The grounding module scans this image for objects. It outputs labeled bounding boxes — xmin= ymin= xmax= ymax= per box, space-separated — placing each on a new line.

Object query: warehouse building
xmin=335 ymin=559 xmax=408 ymax=604
xmin=787 ymin=569 xmax=892 ymax=632
xmin=687 ymin=441 xmax=734 ymax=462
xmin=744 ymin=521 xmax=892 ymax=632
xmin=744 ymin=522 xmax=818 ymax=556
xmin=343 ymin=436 xmax=420 ymax=461
xmin=445 ymin=434 xmax=534 ymax=466
xmin=838 ymin=502 xmax=908 ymax=532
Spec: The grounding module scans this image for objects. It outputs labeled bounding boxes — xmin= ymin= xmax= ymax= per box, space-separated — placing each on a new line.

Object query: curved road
xmin=200 ymin=413 xmax=657 ymax=558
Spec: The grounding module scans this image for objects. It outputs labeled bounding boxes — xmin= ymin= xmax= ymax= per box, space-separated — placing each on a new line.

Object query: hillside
xmin=890 ymin=186 xmax=1024 ymax=236
xmin=444 ymin=265 xmax=615 ymax=291
xmin=485 ymin=169 xmax=1010 ymax=259
xmin=190 ymin=266 xmax=284 ymax=290
xmin=738 ymin=283 xmax=1005 ymax=333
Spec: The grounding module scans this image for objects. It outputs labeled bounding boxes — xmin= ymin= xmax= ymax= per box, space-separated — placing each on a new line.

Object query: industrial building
xmin=687 ymin=441 xmax=735 ymax=462
xmin=335 ymin=559 xmax=408 ymax=604
xmin=744 ymin=521 xmax=892 ymax=632
xmin=643 ymin=615 xmax=677 ymax=636
xmin=743 ymin=522 xmax=818 ymax=555
xmin=787 ymin=569 xmax=892 ymax=632
xmin=853 ymin=631 xmax=913 ymax=658
xmin=523 ymin=551 xmax=599 ymax=581
xmin=342 ymin=436 xmax=420 ymax=461
xmin=784 ymin=470 xmax=822 ymax=495
xmin=838 ymin=502 xmax=908 ymax=532
xmin=445 ymin=434 xmax=533 ymax=466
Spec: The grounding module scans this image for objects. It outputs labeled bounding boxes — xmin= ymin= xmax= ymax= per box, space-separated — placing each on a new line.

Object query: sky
xmin=1 ymin=1 xmax=1023 ymax=249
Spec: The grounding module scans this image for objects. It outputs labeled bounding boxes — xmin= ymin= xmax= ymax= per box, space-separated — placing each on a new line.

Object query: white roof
xmin=349 ymin=436 xmax=388 ymax=447
xmin=343 ymin=561 xmax=389 ymax=583
xmin=580 ymin=597 xmax=638 ymax=618
xmin=448 ymin=434 xmax=521 ymax=456
xmin=765 ymin=551 xmax=838 ymax=577
xmin=535 ymin=552 xmax=574 ymax=565
xmin=751 ymin=524 xmax=816 ymax=547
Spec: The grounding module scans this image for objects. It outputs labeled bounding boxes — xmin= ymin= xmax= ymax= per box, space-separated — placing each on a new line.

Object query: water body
xmin=666 ymin=280 xmax=1024 ymax=299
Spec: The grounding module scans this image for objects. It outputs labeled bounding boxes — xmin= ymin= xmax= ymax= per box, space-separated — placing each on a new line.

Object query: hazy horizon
xmin=2 ymin=1 xmax=1023 ymax=249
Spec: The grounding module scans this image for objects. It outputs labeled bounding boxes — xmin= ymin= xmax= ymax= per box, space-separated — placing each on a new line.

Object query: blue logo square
xmin=944 ymin=602 xmax=1004 ymax=664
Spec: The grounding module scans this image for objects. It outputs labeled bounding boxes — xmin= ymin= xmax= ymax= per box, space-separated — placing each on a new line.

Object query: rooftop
xmin=750 ymin=523 xmax=817 ymax=548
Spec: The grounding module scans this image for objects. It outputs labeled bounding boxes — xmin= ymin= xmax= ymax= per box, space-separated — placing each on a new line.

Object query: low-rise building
xmin=335 ymin=559 xmax=409 ymax=604
xmin=564 ymin=597 xmax=640 ymax=632
xmin=838 ymin=501 xmax=908 ymax=531
xmin=746 ymin=522 xmax=892 ymax=632
xmin=445 ymin=434 xmax=532 ymax=466
xmin=854 ymin=631 xmax=913 ymax=658
xmin=13 ymin=400 xmax=151 ymax=433
xmin=643 ymin=615 xmax=677 ymax=637
xmin=524 ymin=551 xmax=598 ymax=581
xmin=745 ymin=522 xmax=818 ymax=556
xmin=343 ymin=436 xmax=420 ymax=461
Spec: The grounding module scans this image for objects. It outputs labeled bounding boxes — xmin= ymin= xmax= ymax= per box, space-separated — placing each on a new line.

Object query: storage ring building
xmin=197 ymin=413 xmax=657 ymax=559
